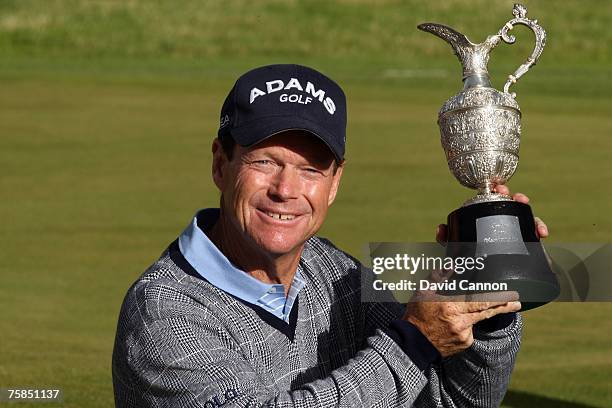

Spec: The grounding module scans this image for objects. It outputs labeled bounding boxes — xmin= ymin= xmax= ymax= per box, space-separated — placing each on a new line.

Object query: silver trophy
xmin=419 ymin=4 xmax=559 ymax=310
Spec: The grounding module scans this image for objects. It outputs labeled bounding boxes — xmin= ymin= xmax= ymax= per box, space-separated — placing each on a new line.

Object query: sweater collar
xmin=178 ymin=209 xmax=305 ymax=322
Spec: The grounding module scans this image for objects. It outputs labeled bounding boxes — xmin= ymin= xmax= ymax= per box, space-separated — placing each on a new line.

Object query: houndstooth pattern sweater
xmin=112 ymin=236 xmax=521 ymax=407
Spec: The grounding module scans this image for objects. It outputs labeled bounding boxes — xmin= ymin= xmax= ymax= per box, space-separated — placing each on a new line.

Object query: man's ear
xmin=211 ymin=139 xmax=227 ymax=191
xmin=327 ymin=161 xmax=345 ymax=206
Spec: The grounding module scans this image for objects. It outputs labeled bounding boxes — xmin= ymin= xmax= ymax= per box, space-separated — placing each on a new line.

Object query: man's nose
xmin=268 ymin=167 xmax=300 ymax=200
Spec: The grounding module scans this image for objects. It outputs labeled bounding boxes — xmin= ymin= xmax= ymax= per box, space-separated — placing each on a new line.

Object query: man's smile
xmin=255 ymin=208 xmax=305 ymax=223
xmin=264 ymin=212 xmax=296 ymax=221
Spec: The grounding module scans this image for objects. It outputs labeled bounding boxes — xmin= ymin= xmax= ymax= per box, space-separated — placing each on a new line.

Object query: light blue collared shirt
xmin=178 ymin=209 xmax=305 ymax=323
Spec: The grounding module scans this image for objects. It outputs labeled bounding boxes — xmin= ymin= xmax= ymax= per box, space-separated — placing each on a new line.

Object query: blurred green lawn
xmin=1 ymin=1 xmax=611 ymax=407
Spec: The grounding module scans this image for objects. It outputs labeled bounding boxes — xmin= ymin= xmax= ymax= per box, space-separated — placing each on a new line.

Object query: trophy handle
xmin=498 ymin=4 xmax=546 ymax=95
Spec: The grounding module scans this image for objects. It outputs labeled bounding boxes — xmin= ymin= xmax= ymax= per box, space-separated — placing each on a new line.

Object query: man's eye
xmin=303 ymin=167 xmax=324 ymax=175
xmin=253 ymin=160 xmax=273 ymax=166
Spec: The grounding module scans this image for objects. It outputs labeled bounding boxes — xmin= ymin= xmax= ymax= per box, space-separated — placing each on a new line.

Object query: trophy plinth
xmin=446 ymin=201 xmax=560 ymax=311
xmin=419 ymin=4 xmax=559 ymax=310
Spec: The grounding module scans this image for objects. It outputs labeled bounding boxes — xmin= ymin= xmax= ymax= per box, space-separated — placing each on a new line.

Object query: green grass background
xmin=1 ymin=1 xmax=610 ymax=407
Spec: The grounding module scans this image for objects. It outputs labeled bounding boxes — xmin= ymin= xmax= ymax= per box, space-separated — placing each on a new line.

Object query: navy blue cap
xmin=218 ymin=64 xmax=347 ymax=161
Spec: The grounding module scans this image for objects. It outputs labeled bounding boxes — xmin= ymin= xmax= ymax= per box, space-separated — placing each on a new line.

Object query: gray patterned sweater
xmin=112 ymin=236 xmax=521 ymax=407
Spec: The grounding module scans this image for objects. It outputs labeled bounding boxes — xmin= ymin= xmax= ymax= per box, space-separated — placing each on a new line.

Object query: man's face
xmin=212 ymin=131 xmax=343 ymax=258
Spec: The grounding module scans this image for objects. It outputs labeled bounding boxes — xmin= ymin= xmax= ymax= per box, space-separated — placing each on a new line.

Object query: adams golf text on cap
xmin=218 ymin=64 xmax=347 ymax=161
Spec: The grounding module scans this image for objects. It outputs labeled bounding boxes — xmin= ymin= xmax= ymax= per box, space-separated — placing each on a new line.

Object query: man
xmin=113 ymin=64 xmax=544 ymax=407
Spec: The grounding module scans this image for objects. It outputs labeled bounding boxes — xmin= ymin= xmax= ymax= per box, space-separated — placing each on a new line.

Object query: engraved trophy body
xmin=419 ymin=4 xmax=559 ymax=310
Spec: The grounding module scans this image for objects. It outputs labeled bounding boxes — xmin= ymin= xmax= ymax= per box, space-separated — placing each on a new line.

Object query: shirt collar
xmin=178 ymin=209 xmax=305 ymax=321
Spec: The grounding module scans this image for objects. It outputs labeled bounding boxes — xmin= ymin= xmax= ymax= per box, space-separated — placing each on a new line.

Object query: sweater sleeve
xmin=413 ymin=313 xmax=522 ymax=407
xmin=112 ymin=285 xmax=431 ymax=408
xmin=357 ymin=269 xmax=522 ymax=408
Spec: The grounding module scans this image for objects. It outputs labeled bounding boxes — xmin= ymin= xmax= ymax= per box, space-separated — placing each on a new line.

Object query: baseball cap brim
xmin=229 ymin=116 xmax=344 ymax=162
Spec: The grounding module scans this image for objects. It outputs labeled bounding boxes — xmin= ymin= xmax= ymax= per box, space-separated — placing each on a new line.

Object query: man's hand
xmin=403 ymin=292 xmax=521 ymax=357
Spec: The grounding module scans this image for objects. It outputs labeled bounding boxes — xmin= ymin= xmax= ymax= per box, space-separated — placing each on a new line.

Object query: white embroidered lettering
xmin=219 ymin=115 xmax=230 ymax=128
xmin=279 ymin=94 xmax=313 ymax=105
xmin=250 ymin=87 xmax=266 ymax=104
xmin=305 ymin=81 xmax=325 ymax=102
xmin=266 ymin=80 xmax=284 ymax=94
xmin=252 ymin=79 xmax=333 ymax=113
xmin=284 ymin=78 xmax=304 ymax=91
xmin=323 ymin=96 xmax=336 ymax=114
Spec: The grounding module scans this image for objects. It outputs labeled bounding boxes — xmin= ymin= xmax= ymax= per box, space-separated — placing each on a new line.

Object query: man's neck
xmin=206 ymin=215 xmax=302 ymax=294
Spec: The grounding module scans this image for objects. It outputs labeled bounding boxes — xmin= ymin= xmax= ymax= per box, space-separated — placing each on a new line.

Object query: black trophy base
xmin=446 ymin=200 xmax=560 ymax=311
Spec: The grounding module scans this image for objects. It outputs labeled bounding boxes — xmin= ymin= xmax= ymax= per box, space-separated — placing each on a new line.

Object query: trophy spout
xmin=419 ymin=4 xmax=547 ymax=96
xmin=417 ymin=23 xmax=501 ymax=89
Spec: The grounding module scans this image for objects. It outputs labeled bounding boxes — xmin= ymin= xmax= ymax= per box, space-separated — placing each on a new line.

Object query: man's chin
xmin=256 ymin=238 xmax=306 ymax=258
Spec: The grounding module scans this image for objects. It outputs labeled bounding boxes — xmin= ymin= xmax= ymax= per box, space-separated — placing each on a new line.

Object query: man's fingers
xmin=491 ymin=185 xmax=549 ymax=237
xmin=534 ymin=216 xmax=549 ymax=238
xmin=415 ymin=290 xmax=519 ymax=305
xmin=494 ymin=184 xmax=510 ymax=195
xmin=411 ymin=290 xmax=465 ymax=303
xmin=465 ymin=290 xmax=520 ymax=313
xmin=469 ymin=301 xmax=522 ymax=324
xmin=466 ymin=291 xmax=520 ymax=304
xmin=466 ymin=299 xmax=518 ymax=313
xmin=512 ymin=192 xmax=530 ymax=204
xmin=493 ymin=184 xmax=531 ymax=204
xmin=466 ymin=291 xmax=521 ymax=323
